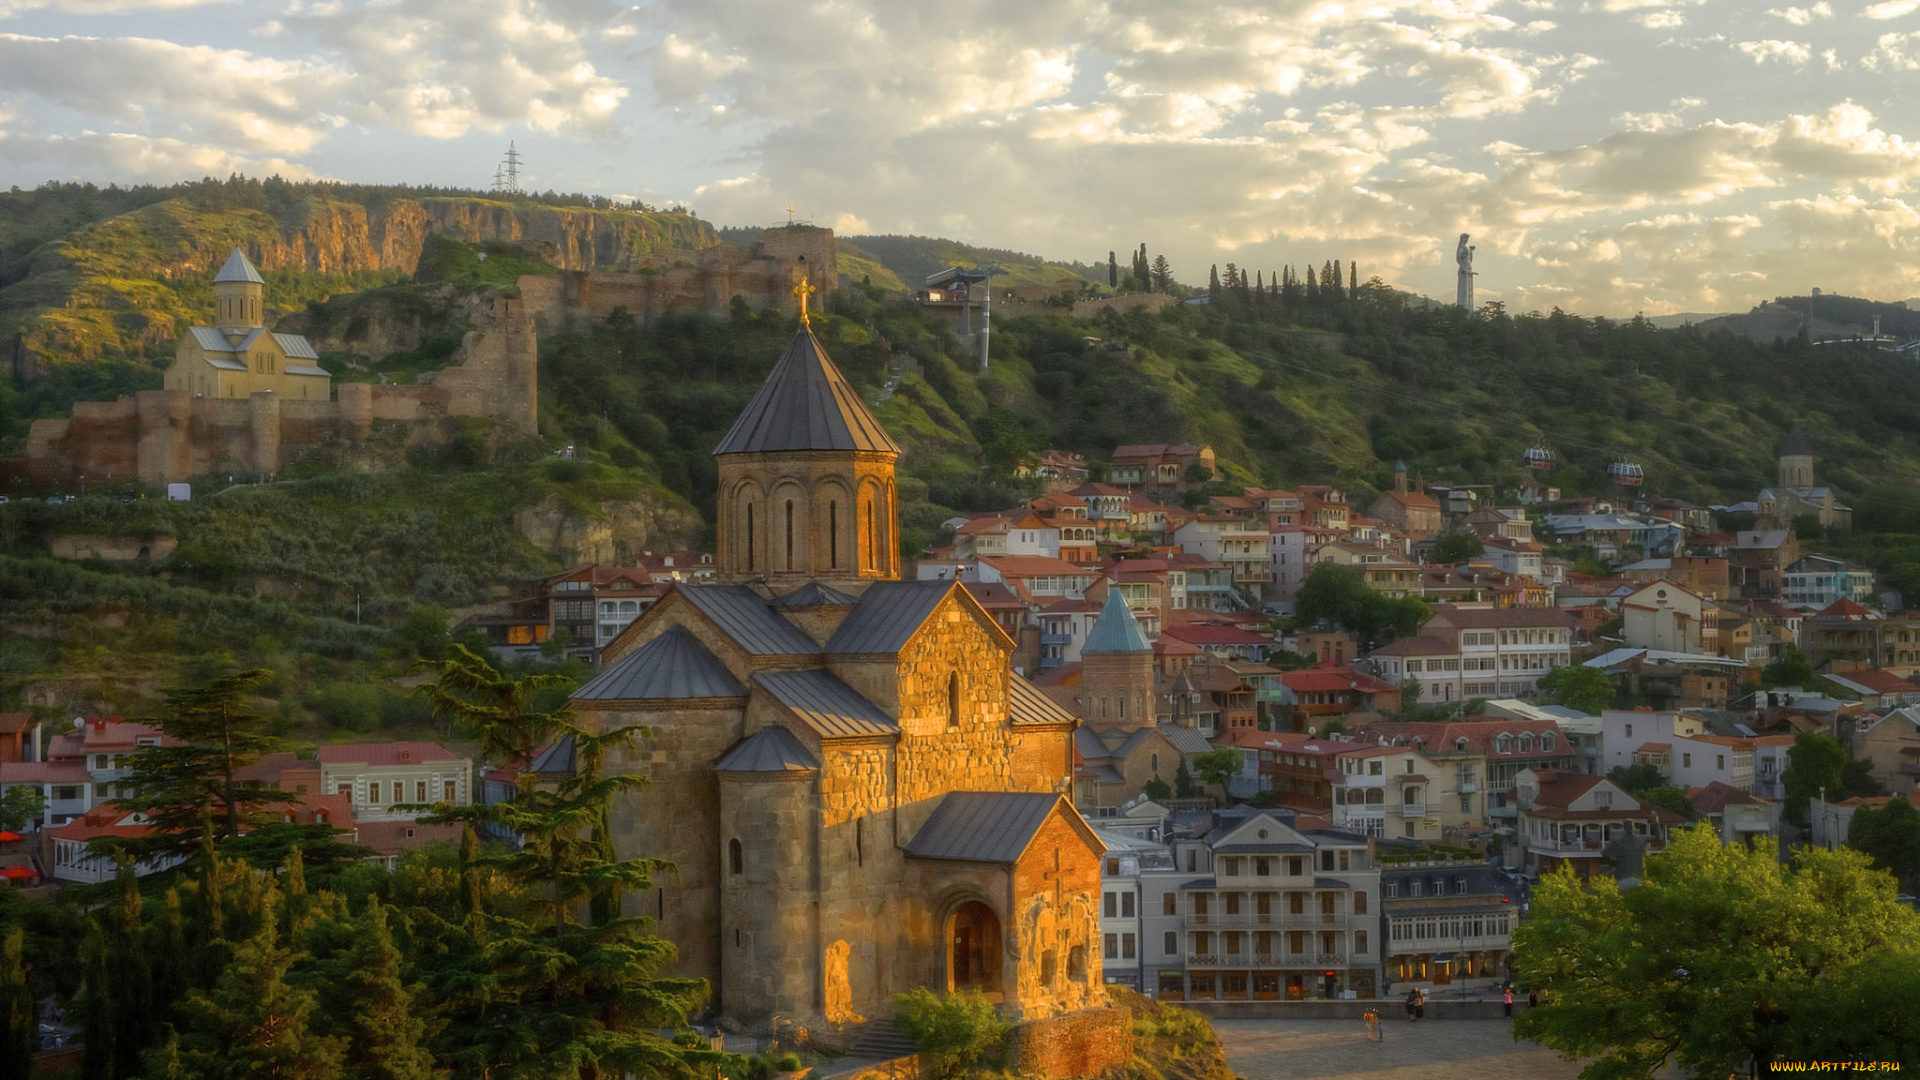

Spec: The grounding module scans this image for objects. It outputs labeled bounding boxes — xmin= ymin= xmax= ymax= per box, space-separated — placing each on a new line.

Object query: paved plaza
xmin=1213 ymin=1018 xmax=1588 ymax=1080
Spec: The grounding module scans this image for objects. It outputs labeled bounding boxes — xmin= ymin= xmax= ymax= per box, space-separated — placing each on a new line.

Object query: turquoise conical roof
xmin=1084 ymin=587 xmax=1150 ymax=654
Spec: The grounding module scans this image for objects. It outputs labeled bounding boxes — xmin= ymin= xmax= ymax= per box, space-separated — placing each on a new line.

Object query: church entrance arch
xmin=948 ymin=901 xmax=1002 ymax=994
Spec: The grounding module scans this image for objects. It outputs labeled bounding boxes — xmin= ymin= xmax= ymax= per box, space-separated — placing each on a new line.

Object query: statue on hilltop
xmin=1456 ymin=232 xmax=1476 ymax=311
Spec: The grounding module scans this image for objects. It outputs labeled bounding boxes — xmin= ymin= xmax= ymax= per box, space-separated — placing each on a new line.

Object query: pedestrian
xmin=1405 ymin=988 xmax=1419 ymax=1023
xmin=1504 ymin=985 xmax=1514 ymax=1018
xmin=1528 ymin=988 xmax=1539 ymax=1010
xmin=1414 ymin=988 xmax=1426 ymax=1022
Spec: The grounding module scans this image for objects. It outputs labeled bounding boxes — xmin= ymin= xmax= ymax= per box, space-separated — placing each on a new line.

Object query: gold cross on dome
xmin=794 ymin=275 xmax=815 ymax=326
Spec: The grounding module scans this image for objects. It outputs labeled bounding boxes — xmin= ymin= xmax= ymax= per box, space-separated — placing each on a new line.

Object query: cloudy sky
xmin=2 ymin=0 xmax=1917 ymax=314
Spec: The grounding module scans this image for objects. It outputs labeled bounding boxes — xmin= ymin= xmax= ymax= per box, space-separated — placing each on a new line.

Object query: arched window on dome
xmin=745 ymin=503 xmax=755 ymax=571
xmin=829 ymin=500 xmax=839 ymax=569
xmin=785 ymin=500 xmax=795 ymax=571
xmin=729 ymin=838 xmax=742 ymax=876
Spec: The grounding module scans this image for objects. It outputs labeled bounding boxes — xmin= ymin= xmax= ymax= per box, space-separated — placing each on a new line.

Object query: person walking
xmin=1504 ymin=985 xmax=1514 ymax=1018
xmin=1414 ymin=988 xmax=1426 ymax=1022
xmin=1405 ymin=988 xmax=1419 ymax=1023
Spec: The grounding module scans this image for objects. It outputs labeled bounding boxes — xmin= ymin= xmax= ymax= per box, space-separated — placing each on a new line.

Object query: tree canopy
xmin=1537 ymin=664 xmax=1614 ymax=715
xmin=1294 ymin=562 xmax=1429 ymax=643
xmin=1429 ymin=531 xmax=1485 ymax=564
xmin=1781 ymin=732 xmax=1847 ymax=827
xmin=1512 ymin=826 xmax=1920 ymax=1077
xmin=1847 ymin=795 xmax=1920 ymax=892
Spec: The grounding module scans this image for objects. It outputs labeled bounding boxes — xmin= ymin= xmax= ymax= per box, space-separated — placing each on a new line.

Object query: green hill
xmin=12 ymin=199 xmax=1920 ymax=729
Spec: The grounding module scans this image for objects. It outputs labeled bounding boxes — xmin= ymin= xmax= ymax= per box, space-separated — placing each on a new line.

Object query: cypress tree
xmin=1350 ymin=262 xmax=1358 ymax=294
xmin=1208 ymin=264 xmax=1221 ymax=302
xmin=167 ymin=897 xmax=343 ymax=1080
xmin=1108 ymin=251 xmax=1117 ymax=288
xmin=328 ymin=900 xmax=437 ymax=1080
xmin=1304 ymin=264 xmax=1319 ymax=303
xmin=105 ymin=867 xmax=154 ymax=1080
xmin=1 ymin=929 xmax=32 ymax=1080
xmin=78 ymin=930 xmax=115 ymax=1080
xmin=1150 ymin=254 xmax=1171 ymax=293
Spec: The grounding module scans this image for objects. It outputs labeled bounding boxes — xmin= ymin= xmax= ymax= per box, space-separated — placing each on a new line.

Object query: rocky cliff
xmin=514 ymin=491 xmax=705 ymax=567
xmin=3 ymin=190 xmax=718 ymax=377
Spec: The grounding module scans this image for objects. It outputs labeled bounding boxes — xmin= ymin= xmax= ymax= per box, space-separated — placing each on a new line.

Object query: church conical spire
xmin=713 ymin=328 xmax=900 ymax=456
xmin=214 ymin=248 xmax=265 ymax=284
xmin=1084 ymin=587 xmax=1150 ymax=654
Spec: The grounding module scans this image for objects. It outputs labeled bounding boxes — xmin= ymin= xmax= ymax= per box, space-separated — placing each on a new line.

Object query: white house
xmin=318 ymin=742 xmax=471 ymax=823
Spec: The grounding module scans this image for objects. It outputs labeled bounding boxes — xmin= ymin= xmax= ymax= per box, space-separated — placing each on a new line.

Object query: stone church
xmin=162 ymin=249 xmax=332 ymax=400
xmin=571 ymin=297 xmax=1106 ymax=1028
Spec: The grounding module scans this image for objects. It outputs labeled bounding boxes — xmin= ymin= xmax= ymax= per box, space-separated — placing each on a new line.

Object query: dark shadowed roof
xmin=754 ymin=671 xmax=898 ymax=738
xmin=771 ymin=582 xmax=859 ymax=608
xmin=1781 ymin=426 xmax=1810 ymax=456
xmin=529 ymin=734 xmax=576 ymax=775
xmin=825 ymin=580 xmax=955 ymax=654
xmin=575 ymin=624 xmax=748 ymax=700
xmin=907 ymin=792 xmax=1092 ymax=863
xmin=1010 ymin=674 xmax=1078 ymax=726
xmin=713 ymin=329 xmax=901 ymax=456
xmin=679 ymin=585 xmax=821 ymax=656
xmin=714 ymin=725 xmax=821 ymax=772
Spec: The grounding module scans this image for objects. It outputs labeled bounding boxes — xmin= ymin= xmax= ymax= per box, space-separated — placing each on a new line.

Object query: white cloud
xmin=1764 ymin=2 xmax=1830 ymax=23
xmin=1735 ymin=38 xmax=1812 ymax=64
xmin=1861 ymin=0 xmax=1918 ymax=17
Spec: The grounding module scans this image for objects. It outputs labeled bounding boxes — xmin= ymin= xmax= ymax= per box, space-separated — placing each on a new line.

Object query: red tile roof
xmin=316 ymin=742 xmax=462 ymax=767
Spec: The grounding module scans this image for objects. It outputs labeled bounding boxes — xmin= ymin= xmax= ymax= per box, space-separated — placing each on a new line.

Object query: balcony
xmin=1397 ymin=803 xmax=1426 ymax=818
xmin=1189 ymin=951 xmax=1350 ymax=969
xmin=1040 ymin=633 xmax=1072 ymax=646
xmin=1185 ymin=912 xmax=1351 ymax=929
xmin=1456 ymin=780 xmax=1479 ymax=794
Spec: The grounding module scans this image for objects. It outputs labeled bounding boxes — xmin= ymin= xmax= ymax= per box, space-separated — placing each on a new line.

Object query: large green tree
xmin=1538 ymin=664 xmax=1615 ymax=715
xmin=0 ymin=785 xmax=45 ymax=833
xmin=1193 ymin=748 xmax=1243 ymax=807
xmin=158 ymin=899 xmax=344 ymax=1080
xmin=1512 ymin=827 xmax=1920 ymax=1078
xmin=1847 ymin=795 xmax=1920 ymax=891
xmin=1429 ymin=530 xmax=1484 ymax=564
xmin=94 ymin=669 xmax=293 ymax=864
xmin=1781 ymin=731 xmax=1847 ymax=827
xmin=1294 ymin=562 xmax=1429 ymax=642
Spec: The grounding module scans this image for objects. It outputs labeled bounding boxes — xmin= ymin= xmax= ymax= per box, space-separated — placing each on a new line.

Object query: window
xmin=415 ymin=781 xmax=427 ymax=802
xmin=1105 ymin=933 xmax=1119 ymax=959
xmin=337 ymin=784 xmax=351 ymax=797
xmin=1122 ymin=933 xmax=1136 ymax=960
xmin=1384 ymin=883 xmax=1399 ymax=898
xmin=1122 ymin=893 xmax=1135 ymax=918
xmin=1105 ymin=892 xmax=1117 ymax=918
xmin=1683 ymin=752 xmax=1692 ymax=768
xmin=746 ymin=503 xmax=755 ymax=570
xmin=1353 ymin=891 xmax=1367 ymax=914
xmin=948 ymin=672 xmax=962 ymax=728
xmin=1164 ymin=892 xmax=1177 ymax=915
xmin=1164 ymin=931 xmax=1179 ymax=956
xmin=1287 ymin=856 xmax=1304 ymax=876
xmin=1461 ymin=795 xmax=1472 ymax=813
xmin=444 ymin=780 xmax=457 ymax=800
xmin=1625 ymin=723 xmax=1633 ymax=738
xmin=829 ymin=500 xmax=839 ymax=569
xmin=1717 ymin=754 xmax=1725 ymax=769
xmin=1256 ymin=857 xmax=1271 ymax=876
xmin=369 ymin=782 xmax=382 ymax=804
xmin=1355 ymin=930 xmax=1368 ymax=954
xmin=784 ymin=500 xmax=795 ymax=571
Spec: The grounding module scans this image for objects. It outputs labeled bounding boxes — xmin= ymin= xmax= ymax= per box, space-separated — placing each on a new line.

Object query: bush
xmin=312 ymin=680 xmax=382 ymax=732
xmin=893 ymin=988 xmax=1009 ymax=1080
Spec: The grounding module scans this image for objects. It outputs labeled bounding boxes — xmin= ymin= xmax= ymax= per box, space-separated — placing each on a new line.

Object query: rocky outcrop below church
xmin=513 ymin=490 xmax=704 ymax=566
xmin=5 ymin=191 xmax=719 ymax=377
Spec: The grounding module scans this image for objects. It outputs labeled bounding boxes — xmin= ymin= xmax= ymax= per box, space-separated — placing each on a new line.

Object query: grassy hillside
xmin=0 ymin=176 xmax=714 ymax=375
xmin=838 ymin=234 xmax=1101 ymax=291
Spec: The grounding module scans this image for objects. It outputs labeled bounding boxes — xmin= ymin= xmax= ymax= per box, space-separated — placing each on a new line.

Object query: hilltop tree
xmin=93 ymin=669 xmax=294 ymax=864
xmin=1512 ymin=827 xmax=1920 ymax=1077
xmin=1207 ymin=264 xmax=1220 ymax=303
xmin=1108 ymin=251 xmax=1117 ymax=288
xmin=1150 ymin=254 xmax=1172 ymax=292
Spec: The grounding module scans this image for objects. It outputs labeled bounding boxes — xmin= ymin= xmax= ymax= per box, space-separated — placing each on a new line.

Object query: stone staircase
xmin=844 ymin=1019 xmax=918 ymax=1060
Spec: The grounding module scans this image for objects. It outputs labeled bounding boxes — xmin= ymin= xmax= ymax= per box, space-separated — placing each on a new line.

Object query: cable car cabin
xmin=1525 ymin=447 xmax=1555 ymax=470
xmin=1608 ymin=461 xmax=1644 ymax=486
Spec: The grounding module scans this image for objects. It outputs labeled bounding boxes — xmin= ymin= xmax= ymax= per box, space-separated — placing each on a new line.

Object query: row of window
xmin=338 ymin=780 xmax=458 ymax=805
xmin=1386 ymin=914 xmax=1510 ymax=941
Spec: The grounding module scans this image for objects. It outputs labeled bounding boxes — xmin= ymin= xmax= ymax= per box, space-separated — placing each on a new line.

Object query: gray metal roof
xmin=529 ymin=733 xmax=576 ymax=775
xmin=1781 ymin=426 xmax=1809 ymax=456
xmin=1073 ymin=725 xmax=1109 ymax=760
xmin=1211 ymin=842 xmax=1313 ymax=853
xmin=189 ymin=326 xmax=236 ymax=352
xmin=679 ymin=585 xmax=820 ymax=656
xmin=1084 ymin=587 xmax=1151 ymax=654
xmin=284 ymin=365 xmax=331 ymax=378
xmin=1156 ymin=723 xmax=1214 ymax=755
xmin=825 ymin=580 xmax=954 ymax=654
xmin=1010 ymin=674 xmax=1077 ymax=727
xmin=215 ymin=248 xmax=265 ymax=284
xmin=713 ymin=329 xmax=901 ymax=456
xmin=754 ymin=670 xmax=897 ymax=738
xmin=905 ymin=791 xmax=1079 ymax=863
xmin=771 ymin=581 xmax=858 ymax=608
xmin=204 ymin=357 xmax=248 ymax=371
xmin=274 ymin=333 xmax=319 ymax=360
xmin=714 ymin=725 xmax=821 ymax=772
xmin=574 ymin=624 xmax=747 ymax=701
xmin=1314 ymin=876 xmax=1352 ymax=889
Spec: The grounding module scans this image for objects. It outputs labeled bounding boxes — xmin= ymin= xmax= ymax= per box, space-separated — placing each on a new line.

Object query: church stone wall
xmin=718 ymin=769 xmax=819 ymax=1023
xmin=1005 ymin=1006 xmax=1134 ymax=1078
xmin=1009 ymin=813 xmax=1104 ymax=1019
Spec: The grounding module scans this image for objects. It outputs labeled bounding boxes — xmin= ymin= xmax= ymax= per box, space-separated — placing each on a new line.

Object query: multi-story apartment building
xmin=1514 ymin=769 xmax=1674 ymax=880
xmin=1094 ymin=827 xmax=1177 ymax=989
xmin=1173 ymin=516 xmax=1271 ymax=598
xmin=318 ymin=742 xmax=472 ymax=823
xmin=1782 ymin=554 xmax=1876 ymax=610
xmin=1348 ymin=717 xmax=1578 ymax=826
xmin=1380 ymin=860 xmax=1515 ymax=988
xmin=1368 ymin=606 xmax=1575 ymax=704
xmin=0 ymin=716 xmax=171 ymax=826
xmin=1108 ymin=443 xmax=1216 ymax=496
xmin=1598 ymin=709 xmax=1764 ymax=794
xmin=1145 ymin=807 xmax=1382 ymax=1001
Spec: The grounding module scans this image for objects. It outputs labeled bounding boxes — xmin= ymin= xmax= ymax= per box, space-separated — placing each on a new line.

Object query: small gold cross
xmin=794 ymin=275 xmax=815 ymax=326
